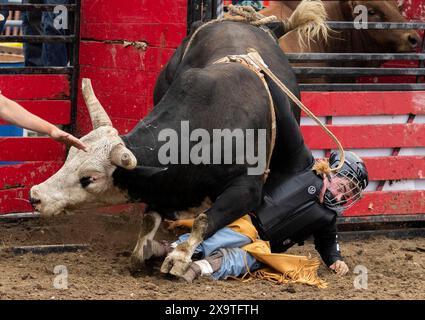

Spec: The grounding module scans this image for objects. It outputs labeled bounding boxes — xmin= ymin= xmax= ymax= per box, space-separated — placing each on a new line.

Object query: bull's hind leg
xmin=130 ymin=211 xmax=162 ymax=271
xmin=161 ymin=175 xmax=262 ymax=277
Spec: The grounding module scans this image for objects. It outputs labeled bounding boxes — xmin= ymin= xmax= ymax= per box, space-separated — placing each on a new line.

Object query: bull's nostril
xmin=29 ymin=197 xmax=41 ymax=207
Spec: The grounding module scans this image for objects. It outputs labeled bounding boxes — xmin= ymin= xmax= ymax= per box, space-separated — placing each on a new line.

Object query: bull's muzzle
xmin=29 ymin=196 xmax=41 ymax=210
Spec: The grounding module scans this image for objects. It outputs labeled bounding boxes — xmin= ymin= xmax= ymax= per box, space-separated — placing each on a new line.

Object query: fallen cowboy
xmin=27 ymin=1 xmax=366 ymax=288
xmin=143 ymin=149 xmax=368 ymax=289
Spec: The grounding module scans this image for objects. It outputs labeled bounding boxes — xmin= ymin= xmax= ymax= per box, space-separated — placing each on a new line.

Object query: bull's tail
xmin=283 ymin=0 xmax=329 ymax=48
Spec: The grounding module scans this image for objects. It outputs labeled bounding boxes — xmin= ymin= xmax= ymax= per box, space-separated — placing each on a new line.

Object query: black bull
xmin=114 ymin=21 xmax=310 ymax=238
xmin=113 ymin=21 xmax=316 ymax=275
xmin=29 ymin=18 xmax=317 ymax=277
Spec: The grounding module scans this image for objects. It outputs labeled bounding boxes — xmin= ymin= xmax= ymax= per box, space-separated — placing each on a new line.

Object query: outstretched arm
xmin=314 ymin=220 xmax=349 ymax=276
xmin=0 ymin=93 xmax=87 ymax=151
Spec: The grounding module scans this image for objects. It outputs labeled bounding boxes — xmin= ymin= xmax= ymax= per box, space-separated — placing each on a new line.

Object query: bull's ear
xmin=133 ymin=166 xmax=168 ymax=178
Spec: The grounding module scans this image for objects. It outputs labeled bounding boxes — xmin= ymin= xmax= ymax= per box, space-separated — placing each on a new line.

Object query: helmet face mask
xmin=324 ymin=151 xmax=369 ymax=215
xmin=324 ymin=170 xmax=363 ymax=215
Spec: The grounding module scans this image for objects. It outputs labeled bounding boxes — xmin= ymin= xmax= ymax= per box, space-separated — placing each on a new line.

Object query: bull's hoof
xmin=129 ymin=254 xmax=145 ymax=274
xmin=130 ymin=241 xmax=153 ymax=270
xmin=160 ymin=252 xmax=192 ymax=277
xmin=170 ymin=260 xmax=192 ymax=277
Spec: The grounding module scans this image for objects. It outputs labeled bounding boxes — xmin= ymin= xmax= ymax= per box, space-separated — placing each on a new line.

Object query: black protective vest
xmin=253 ymin=169 xmax=337 ymax=252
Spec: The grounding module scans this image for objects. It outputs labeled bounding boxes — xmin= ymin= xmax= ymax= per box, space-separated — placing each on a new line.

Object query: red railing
xmin=0 ymin=0 xmax=424 ymax=224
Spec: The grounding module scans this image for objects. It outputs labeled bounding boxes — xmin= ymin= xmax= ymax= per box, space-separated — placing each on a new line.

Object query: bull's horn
xmin=110 ymin=143 xmax=137 ymax=170
xmin=283 ymin=0 xmax=329 ymax=48
xmin=81 ymin=78 xmax=113 ymax=129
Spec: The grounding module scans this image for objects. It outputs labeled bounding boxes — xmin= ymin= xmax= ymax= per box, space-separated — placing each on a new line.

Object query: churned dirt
xmin=0 ymin=211 xmax=424 ymax=300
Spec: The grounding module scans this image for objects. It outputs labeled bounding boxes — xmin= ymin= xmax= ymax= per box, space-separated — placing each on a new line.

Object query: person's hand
xmin=329 ymin=260 xmax=349 ymax=276
xmin=49 ymin=127 xmax=87 ymax=152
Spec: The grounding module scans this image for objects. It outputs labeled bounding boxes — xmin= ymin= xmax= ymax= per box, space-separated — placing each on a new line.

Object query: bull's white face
xmin=30 ymin=79 xmax=137 ymax=216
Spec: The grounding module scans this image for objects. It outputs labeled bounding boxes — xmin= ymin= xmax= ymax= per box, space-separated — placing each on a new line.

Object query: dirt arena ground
xmin=0 ymin=211 xmax=424 ymax=300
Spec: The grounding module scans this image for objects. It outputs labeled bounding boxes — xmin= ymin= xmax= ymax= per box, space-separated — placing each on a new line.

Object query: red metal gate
xmin=0 ymin=0 xmax=424 ymax=227
xmin=0 ymin=75 xmax=68 ymax=213
xmin=0 ymin=1 xmax=80 ymax=214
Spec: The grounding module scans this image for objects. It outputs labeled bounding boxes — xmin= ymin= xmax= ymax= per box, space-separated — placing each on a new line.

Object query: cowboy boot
xmin=182 ymin=250 xmax=223 ymax=283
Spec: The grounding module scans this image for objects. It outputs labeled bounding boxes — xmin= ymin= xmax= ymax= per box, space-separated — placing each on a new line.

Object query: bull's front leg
xmin=160 ymin=175 xmax=263 ymax=277
xmin=160 ymin=212 xmax=208 ymax=276
xmin=130 ymin=211 xmax=162 ymax=271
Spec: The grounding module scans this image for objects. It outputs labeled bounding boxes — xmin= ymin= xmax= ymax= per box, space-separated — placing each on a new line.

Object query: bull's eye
xmin=368 ymin=8 xmax=376 ymax=15
xmin=79 ymin=176 xmax=92 ymax=188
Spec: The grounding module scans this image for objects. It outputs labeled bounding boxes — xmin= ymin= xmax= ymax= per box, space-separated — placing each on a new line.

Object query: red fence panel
xmin=0 ymin=101 xmax=71 ymax=125
xmin=77 ymin=0 xmax=187 ymax=137
xmin=0 ymin=0 xmax=187 ymax=214
xmin=0 ymin=75 xmax=70 ymax=99
xmin=301 ymin=91 xmax=425 ymax=220
xmin=0 ymin=73 xmax=70 ymax=214
xmin=2 ymin=1 xmax=424 ymax=222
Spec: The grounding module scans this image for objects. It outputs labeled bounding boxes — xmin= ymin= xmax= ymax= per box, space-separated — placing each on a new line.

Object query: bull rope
xmin=213 ymin=54 xmax=276 ymax=182
xmin=182 ymin=5 xmax=345 ymax=174
xmin=214 ymin=49 xmax=345 ymax=174
xmin=246 ymin=49 xmax=345 ymax=173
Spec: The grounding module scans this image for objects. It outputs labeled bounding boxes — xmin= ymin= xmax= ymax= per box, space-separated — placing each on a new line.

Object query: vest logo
xmin=307 ymin=186 xmax=316 ymax=195
xmin=282 ymin=239 xmax=292 ymax=246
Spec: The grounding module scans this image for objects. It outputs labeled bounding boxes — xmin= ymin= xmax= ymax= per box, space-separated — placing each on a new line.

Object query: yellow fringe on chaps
xmin=168 ymin=215 xmax=328 ymax=288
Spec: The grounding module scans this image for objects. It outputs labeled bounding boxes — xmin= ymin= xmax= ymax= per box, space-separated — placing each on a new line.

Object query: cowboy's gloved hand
xmin=329 ymin=260 xmax=349 ymax=276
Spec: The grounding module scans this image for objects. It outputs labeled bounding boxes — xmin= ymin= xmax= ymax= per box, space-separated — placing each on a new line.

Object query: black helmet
xmin=329 ymin=151 xmax=369 ymax=191
xmin=323 ymin=151 xmax=369 ymax=215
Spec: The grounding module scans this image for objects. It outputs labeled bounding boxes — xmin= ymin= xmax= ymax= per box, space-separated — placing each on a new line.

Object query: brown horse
xmin=260 ymin=1 xmax=422 ymax=81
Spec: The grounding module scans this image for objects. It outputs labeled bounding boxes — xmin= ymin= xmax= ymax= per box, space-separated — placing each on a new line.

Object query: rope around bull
xmin=244 ymin=49 xmax=345 ymax=174
xmin=182 ymin=5 xmax=279 ymax=60
xmin=183 ymin=5 xmax=345 ymax=175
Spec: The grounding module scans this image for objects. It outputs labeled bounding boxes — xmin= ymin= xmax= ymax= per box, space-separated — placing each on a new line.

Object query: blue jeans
xmin=0 ymin=0 xmax=8 ymax=34
xmin=22 ymin=0 xmax=69 ymax=66
xmin=174 ymin=227 xmax=262 ymax=280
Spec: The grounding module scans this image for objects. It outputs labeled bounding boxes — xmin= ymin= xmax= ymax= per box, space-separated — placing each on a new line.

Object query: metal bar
xmin=338 ymin=228 xmax=425 ymax=241
xmin=67 ymin=0 xmax=81 ymax=137
xmin=211 ymin=0 xmax=218 ymax=19
xmin=328 ymin=21 xmax=425 ymax=29
xmin=299 ymin=83 xmax=425 ymax=91
xmin=187 ymin=0 xmax=203 ymax=34
xmin=287 ymin=53 xmax=425 ymax=61
xmin=0 ymin=212 xmax=40 ymax=220
xmin=416 ymin=25 xmax=425 ymax=83
xmin=0 ymin=67 xmax=73 ymax=74
xmin=203 ymin=0 xmax=213 ymax=20
xmin=0 ymin=4 xmax=76 ymax=11
xmin=294 ymin=67 xmax=425 ymax=76
xmin=10 ymin=244 xmax=89 ymax=255
xmin=0 ymin=35 xmax=74 ymax=43
xmin=338 ymin=214 xmax=425 ymax=224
